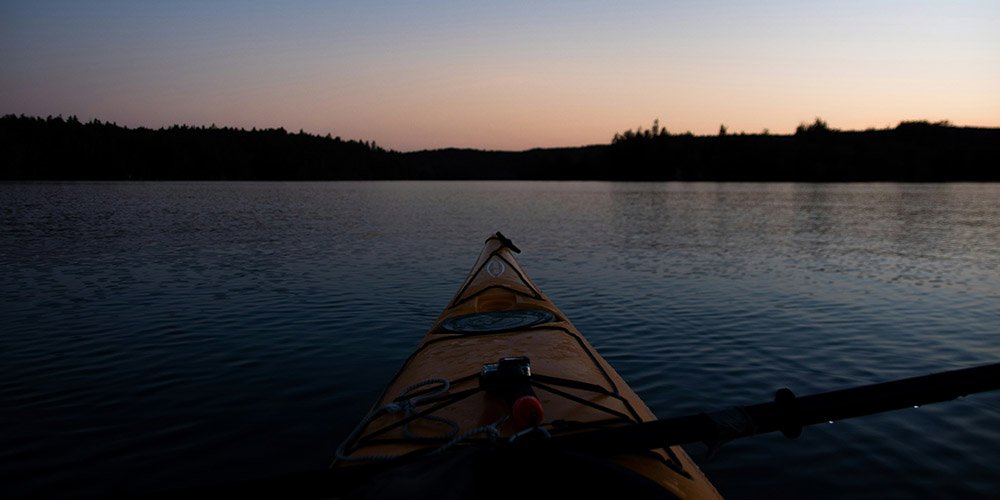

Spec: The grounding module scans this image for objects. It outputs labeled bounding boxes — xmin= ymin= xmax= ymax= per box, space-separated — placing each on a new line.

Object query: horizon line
xmin=6 ymin=112 xmax=998 ymax=154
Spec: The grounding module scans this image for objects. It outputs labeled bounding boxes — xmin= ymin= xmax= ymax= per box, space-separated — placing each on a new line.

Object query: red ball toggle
xmin=512 ymin=395 xmax=544 ymax=428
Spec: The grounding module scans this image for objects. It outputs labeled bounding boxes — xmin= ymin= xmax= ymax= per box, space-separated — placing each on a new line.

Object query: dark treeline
xmin=2 ymin=114 xmax=998 ymax=181
xmin=1 ymin=114 xmax=399 ymax=180
xmin=601 ymin=118 xmax=999 ymax=181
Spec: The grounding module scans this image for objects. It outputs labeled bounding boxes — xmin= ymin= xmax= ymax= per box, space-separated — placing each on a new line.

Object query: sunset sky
xmin=2 ymin=1 xmax=998 ymax=151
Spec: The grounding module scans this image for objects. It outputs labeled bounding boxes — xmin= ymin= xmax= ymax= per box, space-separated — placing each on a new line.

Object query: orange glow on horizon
xmin=1 ymin=1 xmax=997 ymax=151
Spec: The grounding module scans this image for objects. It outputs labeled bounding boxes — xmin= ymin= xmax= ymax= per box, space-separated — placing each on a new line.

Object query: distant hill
xmin=2 ymin=114 xmax=998 ymax=181
xmin=1 ymin=115 xmax=398 ymax=180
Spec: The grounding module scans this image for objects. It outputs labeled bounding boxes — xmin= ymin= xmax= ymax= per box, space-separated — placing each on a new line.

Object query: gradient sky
xmin=2 ymin=1 xmax=998 ymax=151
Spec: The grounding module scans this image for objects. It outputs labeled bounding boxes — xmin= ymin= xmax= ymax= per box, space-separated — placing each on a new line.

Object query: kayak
xmin=333 ymin=233 xmax=723 ymax=499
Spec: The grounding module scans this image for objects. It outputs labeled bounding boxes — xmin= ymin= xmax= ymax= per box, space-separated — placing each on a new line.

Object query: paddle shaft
xmin=146 ymin=362 xmax=1000 ymax=498
xmin=540 ymin=362 xmax=1000 ymax=455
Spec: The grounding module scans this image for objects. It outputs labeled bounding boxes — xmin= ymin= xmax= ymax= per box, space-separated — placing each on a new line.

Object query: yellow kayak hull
xmin=336 ymin=234 xmax=722 ymax=499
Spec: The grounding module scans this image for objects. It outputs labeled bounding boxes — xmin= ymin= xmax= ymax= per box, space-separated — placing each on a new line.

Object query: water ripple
xmin=1 ymin=181 xmax=998 ymax=499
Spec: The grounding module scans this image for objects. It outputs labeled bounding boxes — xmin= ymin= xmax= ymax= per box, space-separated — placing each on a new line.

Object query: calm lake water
xmin=2 ymin=181 xmax=998 ymax=499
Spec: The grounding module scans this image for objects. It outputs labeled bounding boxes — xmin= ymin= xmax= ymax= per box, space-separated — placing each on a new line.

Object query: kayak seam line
xmin=537 ymin=325 xmax=690 ymax=475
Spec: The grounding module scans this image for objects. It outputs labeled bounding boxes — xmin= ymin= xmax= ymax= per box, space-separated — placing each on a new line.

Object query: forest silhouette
xmin=2 ymin=114 xmax=997 ymax=181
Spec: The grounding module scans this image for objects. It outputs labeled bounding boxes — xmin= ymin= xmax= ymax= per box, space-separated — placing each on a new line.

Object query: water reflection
xmin=0 ymin=181 xmax=998 ymax=499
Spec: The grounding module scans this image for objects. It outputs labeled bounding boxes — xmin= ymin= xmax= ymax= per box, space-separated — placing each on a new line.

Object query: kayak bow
xmin=333 ymin=233 xmax=722 ymax=499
